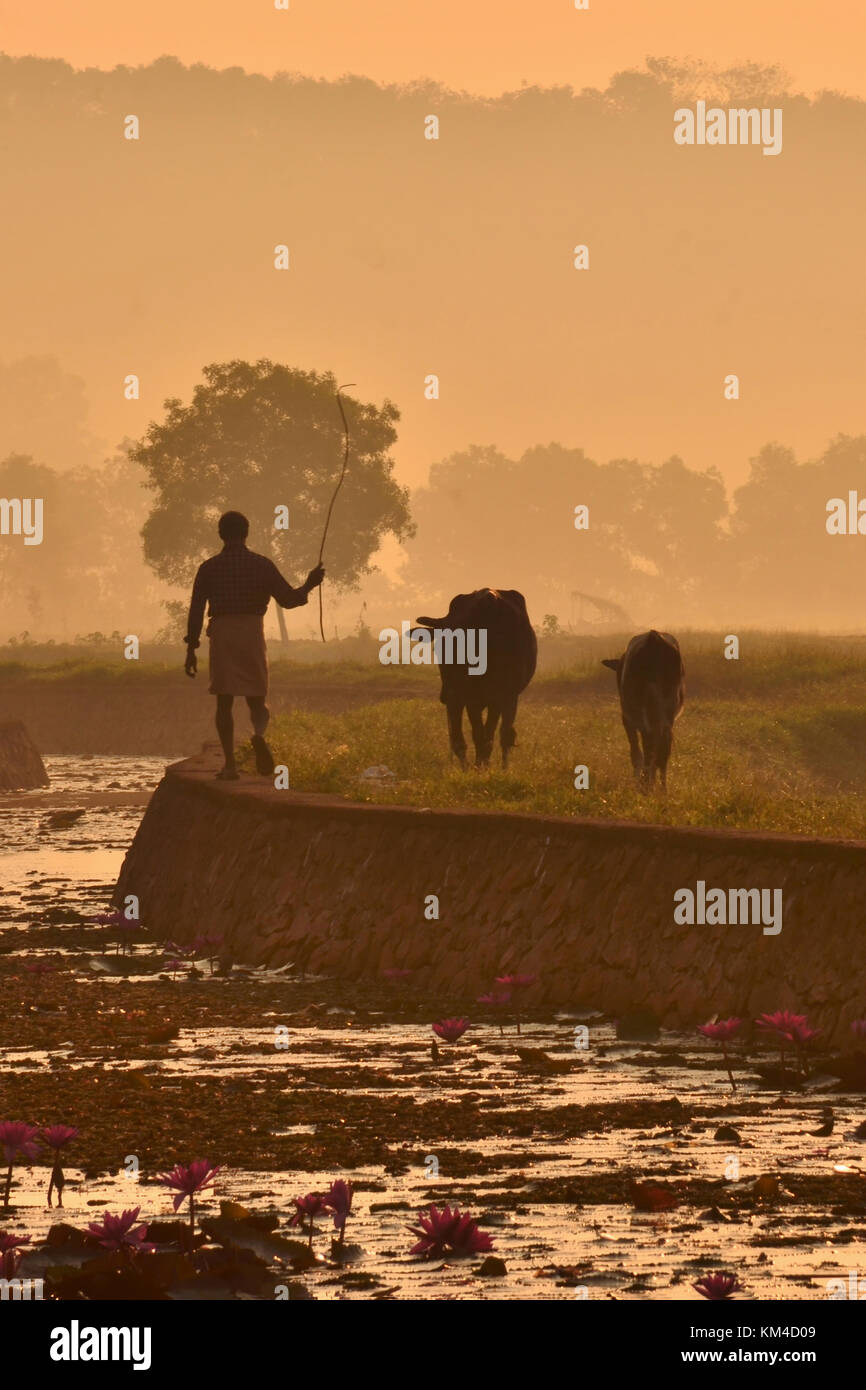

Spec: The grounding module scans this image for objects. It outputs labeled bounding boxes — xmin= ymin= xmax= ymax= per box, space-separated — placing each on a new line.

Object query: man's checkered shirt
xmin=185 ymin=544 xmax=308 ymax=647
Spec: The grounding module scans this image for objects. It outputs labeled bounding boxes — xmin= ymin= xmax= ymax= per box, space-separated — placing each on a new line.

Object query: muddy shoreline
xmin=4 ymin=942 xmax=866 ymax=1300
xmin=4 ymin=755 xmax=866 ymax=1301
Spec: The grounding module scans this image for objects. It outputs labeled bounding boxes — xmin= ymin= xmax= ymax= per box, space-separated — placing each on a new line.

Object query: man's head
xmin=218 ymin=511 xmax=249 ymax=544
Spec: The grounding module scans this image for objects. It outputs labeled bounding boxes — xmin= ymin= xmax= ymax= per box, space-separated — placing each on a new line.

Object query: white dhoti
xmin=207 ymin=614 xmax=268 ymax=697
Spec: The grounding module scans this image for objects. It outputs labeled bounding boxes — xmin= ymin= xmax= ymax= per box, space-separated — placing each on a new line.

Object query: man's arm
xmin=185 ymin=562 xmax=209 ymax=648
xmin=267 ymin=559 xmax=325 ymax=609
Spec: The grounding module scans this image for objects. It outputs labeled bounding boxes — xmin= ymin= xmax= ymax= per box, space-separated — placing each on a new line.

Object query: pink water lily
xmin=756 ymin=1010 xmax=818 ymax=1088
xmin=289 ymin=1192 xmax=327 ymax=1246
xmin=0 ymin=1122 xmax=41 ymax=1211
xmin=0 ymin=1230 xmax=30 ymax=1276
xmin=324 ymin=1179 xmax=353 ymax=1230
xmin=851 ymin=1020 xmax=866 ymax=1040
xmin=493 ymin=974 xmax=535 ymax=1033
xmin=698 ymin=1018 xmax=741 ymax=1043
xmin=382 ymin=968 xmax=413 ymax=980
xmin=87 ymin=1206 xmax=155 ymax=1254
xmin=159 ymin=1159 xmax=220 ymax=1208
xmin=432 ymin=1018 xmax=471 ymax=1043
xmin=760 ymin=1012 xmax=820 ymax=1049
xmin=158 ymin=1160 xmax=220 ymax=1242
xmin=43 ymin=1125 xmax=78 ymax=1209
xmin=42 ymin=1125 xmax=78 ymax=1150
xmin=409 ymin=1204 xmax=494 ymax=1258
xmin=0 ymin=1122 xmax=40 ymax=1166
xmin=322 ymin=1179 xmax=354 ymax=1261
xmin=755 ymin=1010 xmax=809 ymax=1043
xmin=0 ymin=1246 xmax=27 ymax=1278
xmin=693 ymin=1272 xmax=743 ymax=1300
xmin=0 ymin=1232 xmax=30 ymax=1252
xmin=478 ymin=991 xmax=512 ymax=1036
xmin=698 ymin=1017 xmax=742 ymax=1091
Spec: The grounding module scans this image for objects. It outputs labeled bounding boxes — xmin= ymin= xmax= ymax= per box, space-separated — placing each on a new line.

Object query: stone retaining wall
xmin=114 ymin=749 xmax=866 ymax=1042
xmin=0 ymin=720 xmax=49 ymax=790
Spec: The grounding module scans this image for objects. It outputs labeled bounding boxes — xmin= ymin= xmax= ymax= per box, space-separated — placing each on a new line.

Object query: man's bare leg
xmin=215 ymin=694 xmax=239 ymax=779
xmin=247 ymin=697 xmax=275 ymax=775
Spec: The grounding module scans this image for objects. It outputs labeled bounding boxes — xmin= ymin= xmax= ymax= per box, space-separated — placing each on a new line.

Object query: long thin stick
xmin=318 ymin=383 xmax=355 ymax=642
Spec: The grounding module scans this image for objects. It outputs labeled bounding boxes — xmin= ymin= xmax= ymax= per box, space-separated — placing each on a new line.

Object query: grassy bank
xmin=4 ymin=631 xmax=866 ymax=829
xmin=3 ymin=629 xmax=866 ymax=697
xmin=252 ymin=690 xmax=866 ymax=839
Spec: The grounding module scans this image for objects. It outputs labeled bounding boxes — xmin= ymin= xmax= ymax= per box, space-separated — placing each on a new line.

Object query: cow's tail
xmin=643 ymin=680 xmax=677 ymax=739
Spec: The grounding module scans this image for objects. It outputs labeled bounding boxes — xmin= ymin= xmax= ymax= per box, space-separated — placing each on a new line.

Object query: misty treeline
xmin=0 ymin=447 xmax=166 ymax=641
xmin=1 ymin=53 xmax=864 ymax=637
xmin=2 ymin=53 xmax=865 ymax=504
xmin=404 ymin=435 xmax=866 ymax=631
xmin=2 ymin=360 xmax=865 ymax=636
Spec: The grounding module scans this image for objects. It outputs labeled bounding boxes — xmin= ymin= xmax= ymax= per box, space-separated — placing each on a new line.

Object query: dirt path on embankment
xmin=0 ymin=676 xmax=607 ymax=755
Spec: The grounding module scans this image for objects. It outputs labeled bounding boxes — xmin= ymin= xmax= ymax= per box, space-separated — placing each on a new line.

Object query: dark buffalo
xmin=602 ymin=629 xmax=685 ymax=790
xmin=415 ymin=588 xmax=537 ymax=768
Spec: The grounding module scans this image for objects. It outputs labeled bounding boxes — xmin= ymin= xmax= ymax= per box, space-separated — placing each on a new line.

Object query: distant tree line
xmin=4 ymin=425 xmax=866 ymax=639
xmin=400 ymin=435 xmax=866 ymax=630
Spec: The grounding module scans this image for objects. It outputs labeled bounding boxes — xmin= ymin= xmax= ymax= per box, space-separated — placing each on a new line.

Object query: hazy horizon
xmin=2 ymin=23 xmax=864 ymax=638
xmin=6 ymin=0 xmax=866 ymax=99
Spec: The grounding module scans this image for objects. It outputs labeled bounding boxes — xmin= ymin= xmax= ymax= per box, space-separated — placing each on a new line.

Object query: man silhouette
xmin=184 ymin=511 xmax=325 ymax=780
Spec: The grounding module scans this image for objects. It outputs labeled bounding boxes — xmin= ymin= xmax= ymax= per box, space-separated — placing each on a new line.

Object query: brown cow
xmin=602 ymin=629 xmax=685 ymax=790
xmin=415 ymin=588 xmax=537 ymax=768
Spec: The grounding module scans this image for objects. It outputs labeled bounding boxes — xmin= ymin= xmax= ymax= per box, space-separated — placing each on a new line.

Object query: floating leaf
xmin=629 ymin=1180 xmax=679 ymax=1212
xmin=219 ymin=1200 xmax=252 ymax=1222
xmin=752 ymin=1173 xmax=781 ymax=1198
xmin=200 ymin=1216 xmax=315 ymax=1269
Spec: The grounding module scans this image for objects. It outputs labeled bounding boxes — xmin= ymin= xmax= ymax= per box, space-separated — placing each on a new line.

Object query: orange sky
xmin=3 ymin=0 xmax=865 ymax=98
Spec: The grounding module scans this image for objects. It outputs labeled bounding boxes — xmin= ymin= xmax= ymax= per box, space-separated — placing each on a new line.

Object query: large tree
xmin=132 ymin=360 xmax=414 ymax=641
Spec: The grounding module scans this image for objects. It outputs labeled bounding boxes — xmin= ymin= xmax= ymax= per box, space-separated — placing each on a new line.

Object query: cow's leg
xmin=640 ymin=728 xmax=658 ymax=790
xmin=445 ymin=700 xmax=468 ymax=769
xmin=498 ymin=692 xmax=518 ymax=768
xmin=656 ymin=724 xmax=673 ymax=791
xmin=467 ymin=702 xmax=491 ymax=767
xmin=484 ymin=704 xmax=502 ymax=764
xmin=623 ymin=718 xmax=643 ymax=784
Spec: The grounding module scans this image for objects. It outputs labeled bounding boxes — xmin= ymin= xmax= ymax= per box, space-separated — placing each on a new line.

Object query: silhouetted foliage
xmin=132 ymin=360 xmax=414 ymax=590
